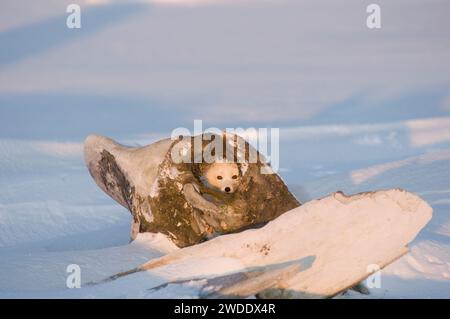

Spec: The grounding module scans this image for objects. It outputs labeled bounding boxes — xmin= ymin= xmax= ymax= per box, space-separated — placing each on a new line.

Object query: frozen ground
xmin=0 ymin=0 xmax=449 ymax=298
xmin=0 ymin=126 xmax=449 ymax=298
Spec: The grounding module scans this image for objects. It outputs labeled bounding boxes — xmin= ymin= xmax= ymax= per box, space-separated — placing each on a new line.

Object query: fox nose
xmin=225 ymin=187 xmax=231 ymax=193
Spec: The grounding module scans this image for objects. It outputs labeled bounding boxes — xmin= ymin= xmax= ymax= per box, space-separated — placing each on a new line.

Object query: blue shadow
xmin=0 ymin=3 xmax=145 ymax=68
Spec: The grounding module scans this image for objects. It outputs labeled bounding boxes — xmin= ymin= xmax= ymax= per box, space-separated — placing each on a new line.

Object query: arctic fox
xmin=200 ymin=162 xmax=240 ymax=194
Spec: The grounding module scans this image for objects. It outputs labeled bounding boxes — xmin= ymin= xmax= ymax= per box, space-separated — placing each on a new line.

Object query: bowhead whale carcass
xmin=84 ymin=133 xmax=300 ymax=247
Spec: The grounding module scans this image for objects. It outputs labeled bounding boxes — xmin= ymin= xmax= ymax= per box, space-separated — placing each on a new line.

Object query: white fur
xmin=201 ymin=162 xmax=240 ymax=193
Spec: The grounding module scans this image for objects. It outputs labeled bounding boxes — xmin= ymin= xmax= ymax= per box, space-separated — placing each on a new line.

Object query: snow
xmin=1 ymin=0 xmax=450 ymax=298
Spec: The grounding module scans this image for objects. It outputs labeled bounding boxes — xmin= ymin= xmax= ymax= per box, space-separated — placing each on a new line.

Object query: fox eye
xmin=217 ymin=176 xmax=223 ymax=180
xmin=232 ymin=175 xmax=238 ymax=179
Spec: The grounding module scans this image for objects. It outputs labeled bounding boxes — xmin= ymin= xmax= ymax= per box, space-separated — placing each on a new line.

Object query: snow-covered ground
xmin=0 ymin=0 xmax=449 ymax=298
